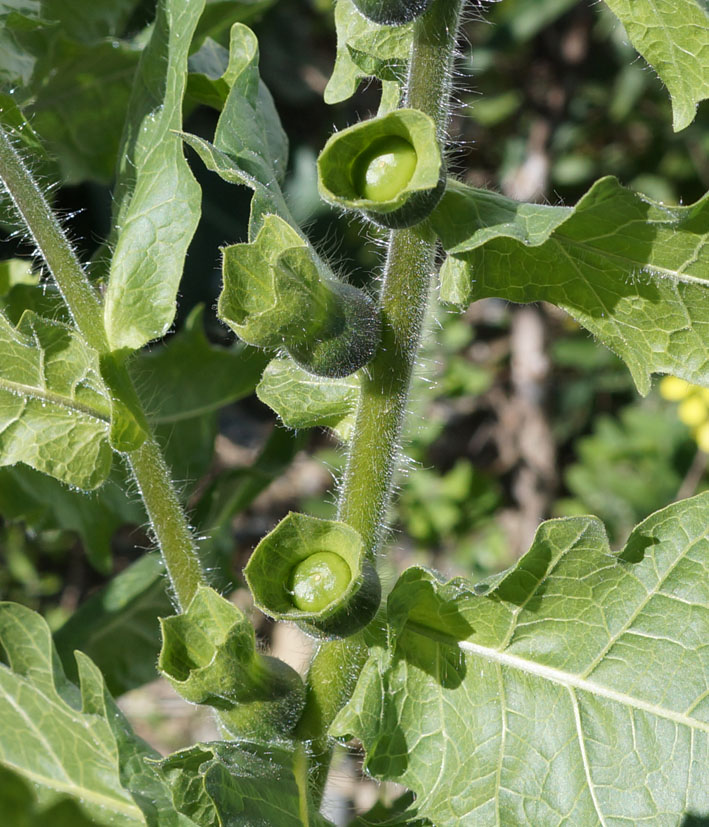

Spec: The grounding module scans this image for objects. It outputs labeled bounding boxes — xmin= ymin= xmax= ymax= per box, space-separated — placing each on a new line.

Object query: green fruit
xmin=352 ymin=0 xmax=433 ymax=25
xmin=352 ymin=137 xmax=418 ymax=203
xmin=290 ymin=552 xmax=352 ymax=611
xmin=318 ymin=108 xmax=445 ymax=230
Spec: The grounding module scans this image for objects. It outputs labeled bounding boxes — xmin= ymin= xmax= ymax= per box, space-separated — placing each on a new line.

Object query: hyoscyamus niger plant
xmin=0 ymin=0 xmax=708 ymax=823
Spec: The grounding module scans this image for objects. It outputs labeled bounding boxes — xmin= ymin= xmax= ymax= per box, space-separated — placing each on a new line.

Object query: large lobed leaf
xmin=433 ymin=176 xmax=709 ymax=395
xmin=104 ymin=0 xmax=204 ymax=352
xmin=332 ymin=494 xmax=709 ymax=825
xmin=603 ymin=0 xmax=709 ymax=132
xmin=150 ymin=741 xmax=332 ymax=826
xmin=0 ymin=310 xmax=112 ymax=490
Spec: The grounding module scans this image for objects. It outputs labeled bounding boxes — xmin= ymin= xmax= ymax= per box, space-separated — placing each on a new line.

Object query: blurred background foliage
xmin=1 ymin=0 xmax=707 ymax=633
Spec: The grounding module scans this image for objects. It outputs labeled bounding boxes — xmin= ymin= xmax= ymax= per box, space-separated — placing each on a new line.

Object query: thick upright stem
xmin=304 ymin=0 xmax=464 ymax=806
xmin=337 ymin=0 xmax=463 ymax=555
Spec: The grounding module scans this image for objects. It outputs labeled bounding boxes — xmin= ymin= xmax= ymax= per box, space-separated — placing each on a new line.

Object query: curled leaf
xmin=159 ymin=586 xmax=306 ymax=740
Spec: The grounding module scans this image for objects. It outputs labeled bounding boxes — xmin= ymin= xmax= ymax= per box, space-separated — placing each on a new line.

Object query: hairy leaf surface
xmin=0 ymin=311 xmax=112 ymax=489
xmin=151 ymin=741 xmax=332 ymax=826
xmin=104 ymin=0 xmax=204 ymax=352
xmin=333 ymin=495 xmax=709 ymax=825
xmin=0 ymin=603 xmax=150 ymax=824
xmin=433 ymin=177 xmax=709 ymax=394
xmin=603 ymin=0 xmax=709 ymax=131
xmin=257 ymin=357 xmax=359 ymax=440
xmin=326 ymin=0 xmax=412 ymax=104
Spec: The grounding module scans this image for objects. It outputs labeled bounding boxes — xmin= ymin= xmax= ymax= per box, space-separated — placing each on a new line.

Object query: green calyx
xmin=352 ymin=0 xmax=433 ymax=26
xmin=244 ymin=512 xmax=381 ymax=639
xmin=158 ymin=586 xmax=306 ymax=740
xmin=317 ymin=108 xmax=445 ymax=229
xmin=219 ymin=215 xmax=380 ymax=378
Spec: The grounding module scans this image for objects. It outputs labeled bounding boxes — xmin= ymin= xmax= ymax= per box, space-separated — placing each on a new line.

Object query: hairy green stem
xmin=126 ymin=440 xmax=204 ymax=610
xmin=338 ymin=0 xmax=462 ymax=553
xmin=303 ymin=0 xmax=464 ymax=806
xmin=0 ymin=125 xmax=108 ymax=354
xmin=0 ymin=123 xmax=205 ymax=611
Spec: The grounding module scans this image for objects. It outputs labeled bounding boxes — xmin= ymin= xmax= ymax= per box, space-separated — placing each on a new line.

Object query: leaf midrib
xmin=403 ymin=621 xmax=709 ymax=733
xmin=0 ymin=377 xmax=111 ymax=423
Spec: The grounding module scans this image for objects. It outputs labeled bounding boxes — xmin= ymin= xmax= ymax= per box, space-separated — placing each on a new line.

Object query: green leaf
xmin=433 ymin=177 xmax=709 ymax=395
xmin=326 ymin=0 xmax=413 ymax=105
xmin=42 ymin=0 xmax=141 ymax=41
xmin=0 ymin=763 xmax=99 ymax=827
xmin=603 ymin=0 xmax=709 ymax=131
xmin=0 ymin=310 xmax=112 ymax=490
xmin=187 ymin=37 xmax=238 ymax=111
xmin=0 ymin=3 xmax=46 ymax=89
xmin=54 ymin=553 xmax=171 ymax=695
xmin=332 ymin=494 xmax=709 ymax=825
xmin=159 ymin=585 xmax=306 ymax=739
xmin=130 ymin=305 xmax=268 ymax=425
xmin=0 ymin=463 xmax=142 ymax=573
xmin=256 ymin=357 xmax=359 ymax=440
xmin=26 ymin=35 xmax=139 ymax=184
xmin=181 ymin=22 xmax=293 ymax=236
xmin=0 ymin=602 xmax=149 ymax=824
xmin=104 ymin=0 xmax=204 ymax=352
xmin=151 ymin=740 xmax=332 ymax=826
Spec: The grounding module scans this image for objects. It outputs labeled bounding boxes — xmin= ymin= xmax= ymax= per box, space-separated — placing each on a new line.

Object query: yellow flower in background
xmin=659 ymin=377 xmax=709 ymax=451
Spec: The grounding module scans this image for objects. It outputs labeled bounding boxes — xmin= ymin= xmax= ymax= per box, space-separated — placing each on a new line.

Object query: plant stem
xmin=127 ymin=438 xmax=204 ymax=609
xmin=0 ymin=123 xmax=205 ymax=611
xmin=303 ymin=0 xmax=464 ymax=807
xmin=337 ymin=0 xmax=463 ymax=554
xmin=0 ymin=125 xmax=108 ymax=354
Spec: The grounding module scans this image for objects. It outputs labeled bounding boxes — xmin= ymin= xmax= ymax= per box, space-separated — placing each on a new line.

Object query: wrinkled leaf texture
xmin=333 ymin=494 xmax=709 ymax=825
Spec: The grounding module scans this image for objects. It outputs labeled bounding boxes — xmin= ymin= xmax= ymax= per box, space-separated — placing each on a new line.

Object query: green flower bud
xmin=352 ymin=0 xmax=433 ymax=26
xmin=244 ymin=512 xmax=381 ymax=639
xmin=318 ymin=109 xmax=445 ymax=229
xmin=219 ymin=215 xmax=380 ymax=378
xmin=158 ymin=586 xmax=306 ymax=740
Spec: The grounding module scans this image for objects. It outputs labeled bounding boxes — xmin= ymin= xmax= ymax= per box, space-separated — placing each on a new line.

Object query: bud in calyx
xmin=244 ymin=512 xmax=381 ymax=639
xmin=352 ymin=0 xmax=433 ymax=26
xmin=219 ymin=214 xmax=380 ymax=378
xmin=318 ymin=109 xmax=445 ymax=229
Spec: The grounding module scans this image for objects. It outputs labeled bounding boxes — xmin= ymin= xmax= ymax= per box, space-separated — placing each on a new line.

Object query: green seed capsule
xmin=290 ymin=552 xmax=352 ymax=612
xmin=353 ymin=137 xmax=418 ymax=203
